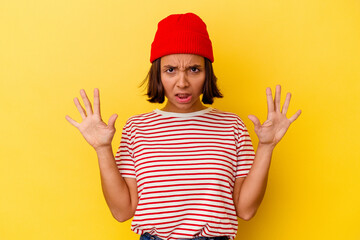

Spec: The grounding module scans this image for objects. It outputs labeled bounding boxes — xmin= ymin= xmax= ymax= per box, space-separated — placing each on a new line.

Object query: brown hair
xmin=139 ymin=57 xmax=223 ymax=104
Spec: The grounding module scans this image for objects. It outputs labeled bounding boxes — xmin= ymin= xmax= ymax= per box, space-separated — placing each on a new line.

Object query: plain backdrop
xmin=1 ymin=0 xmax=359 ymax=239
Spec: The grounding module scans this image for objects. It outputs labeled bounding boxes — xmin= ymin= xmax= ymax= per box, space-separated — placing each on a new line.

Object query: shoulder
xmin=210 ymin=108 xmax=246 ymax=128
xmin=123 ymin=110 xmax=158 ymax=129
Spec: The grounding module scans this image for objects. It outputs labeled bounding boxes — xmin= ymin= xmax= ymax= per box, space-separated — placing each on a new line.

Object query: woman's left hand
xmin=248 ymin=85 xmax=302 ymax=148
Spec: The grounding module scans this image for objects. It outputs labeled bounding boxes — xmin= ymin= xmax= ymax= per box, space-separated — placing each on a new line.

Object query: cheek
xmin=160 ymin=77 xmax=172 ymax=95
xmin=196 ymin=76 xmax=206 ymax=92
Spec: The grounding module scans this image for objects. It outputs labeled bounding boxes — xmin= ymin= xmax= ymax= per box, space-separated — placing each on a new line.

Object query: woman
xmin=65 ymin=12 xmax=301 ymax=240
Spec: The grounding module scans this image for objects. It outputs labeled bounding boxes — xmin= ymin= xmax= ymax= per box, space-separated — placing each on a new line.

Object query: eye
xmin=165 ymin=68 xmax=174 ymax=73
xmin=191 ymin=67 xmax=200 ymax=73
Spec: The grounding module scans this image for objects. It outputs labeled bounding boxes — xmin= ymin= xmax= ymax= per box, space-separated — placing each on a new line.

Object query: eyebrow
xmin=162 ymin=64 xmax=203 ymax=69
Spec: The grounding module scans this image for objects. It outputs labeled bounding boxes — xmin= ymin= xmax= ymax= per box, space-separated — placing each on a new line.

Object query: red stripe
xmin=135 ymin=147 xmax=236 ymax=157
xmin=152 ymin=222 xmax=236 ymax=232
xmin=137 ymin=201 xmax=235 ymax=213
xmin=132 ymin=141 xmax=236 ymax=151
xmin=152 ymin=222 xmax=237 ymax=232
xmin=134 ymin=127 xmax=235 ymax=135
xmin=141 ymin=187 xmax=232 ymax=197
xmin=137 ymin=167 xmax=233 ymax=179
xmin=139 ymin=192 xmax=234 ymax=202
xmin=137 ymin=182 xmax=230 ymax=192
xmin=135 ymin=133 xmax=235 ymax=141
xmin=136 ymin=162 xmax=234 ymax=174
xmin=127 ymin=118 xmax=241 ymax=133
xmin=137 ymin=197 xmax=234 ymax=208
xmin=135 ymin=152 xmax=235 ymax=163
xmin=133 ymin=211 xmax=237 ymax=222
xmin=134 ymin=207 xmax=237 ymax=218
xmin=137 ymin=177 xmax=235 ymax=189
xmin=135 ymin=157 xmax=236 ymax=170
xmin=137 ymin=174 xmax=233 ymax=189
xmin=134 ymin=144 xmax=236 ymax=155
xmin=135 ymin=148 xmax=236 ymax=158
xmin=133 ymin=219 xmax=237 ymax=234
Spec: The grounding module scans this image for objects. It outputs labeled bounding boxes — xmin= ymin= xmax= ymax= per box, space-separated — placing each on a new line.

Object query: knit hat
xmin=150 ymin=12 xmax=214 ymax=63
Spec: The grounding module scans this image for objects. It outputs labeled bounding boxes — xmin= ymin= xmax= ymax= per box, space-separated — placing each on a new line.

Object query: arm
xmin=233 ymin=85 xmax=301 ymax=220
xmin=96 ymin=146 xmax=138 ymax=222
xmin=65 ymin=88 xmax=138 ymax=222
xmin=233 ymin=143 xmax=273 ymax=221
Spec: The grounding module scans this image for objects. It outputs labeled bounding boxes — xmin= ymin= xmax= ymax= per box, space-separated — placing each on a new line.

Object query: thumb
xmin=108 ymin=114 xmax=118 ymax=129
xmin=248 ymin=115 xmax=261 ymax=130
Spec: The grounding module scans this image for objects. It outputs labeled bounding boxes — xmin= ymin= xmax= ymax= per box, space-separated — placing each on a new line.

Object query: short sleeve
xmin=235 ymin=121 xmax=255 ymax=178
xmin=114 ymin=125 xmax=136 ymax=178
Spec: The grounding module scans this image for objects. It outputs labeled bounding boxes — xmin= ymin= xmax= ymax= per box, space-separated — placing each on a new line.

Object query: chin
xmin=178 ymin=103 xmax=203 ymax=112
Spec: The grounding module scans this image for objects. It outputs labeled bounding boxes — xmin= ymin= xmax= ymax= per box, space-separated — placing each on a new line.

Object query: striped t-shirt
xmin=115 ymin=107 xmax=255 ymax=240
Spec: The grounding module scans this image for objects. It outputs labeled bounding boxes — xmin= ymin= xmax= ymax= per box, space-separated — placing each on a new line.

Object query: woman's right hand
xmin=65 ymin=88 xmax=118 ymax=151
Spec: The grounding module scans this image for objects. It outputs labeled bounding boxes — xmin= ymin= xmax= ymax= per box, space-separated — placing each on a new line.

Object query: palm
xmin=65 ymin=88 xmax=118 ymax=150
xmin=78 ymin=114 xmax=115 ymax=148
xmin=248 ymin=85 xmax=301 ymax=147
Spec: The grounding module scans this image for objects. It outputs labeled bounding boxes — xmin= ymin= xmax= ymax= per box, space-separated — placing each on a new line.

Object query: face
xmin=160 ymin=53 xmax=207 ymax=113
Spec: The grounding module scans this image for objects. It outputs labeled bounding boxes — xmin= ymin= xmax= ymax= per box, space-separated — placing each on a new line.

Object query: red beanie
xmin=150 ymin=12 xmax=214 ymax=63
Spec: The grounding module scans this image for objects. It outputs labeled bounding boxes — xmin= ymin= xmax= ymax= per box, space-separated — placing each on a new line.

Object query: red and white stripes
xmin=115 ymin=107 xmax=255 ymax=240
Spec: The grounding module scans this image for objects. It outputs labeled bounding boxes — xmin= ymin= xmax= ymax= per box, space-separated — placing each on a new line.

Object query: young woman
xmin=65 ymin=12 xmax=301 ymax=240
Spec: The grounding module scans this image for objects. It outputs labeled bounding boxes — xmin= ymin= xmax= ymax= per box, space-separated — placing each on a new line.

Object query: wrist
xmin=95 ymin=145 xmax=113 ymax=154
xmin=257 ymin=142 xmax=276 ymax=152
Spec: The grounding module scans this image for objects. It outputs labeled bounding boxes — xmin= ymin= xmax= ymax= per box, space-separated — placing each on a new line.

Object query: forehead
xmin=160 ymin=54 xmax=204 ymax=66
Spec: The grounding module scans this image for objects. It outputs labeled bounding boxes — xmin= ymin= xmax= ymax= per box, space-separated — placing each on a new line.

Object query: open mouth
xmin=175 ymin=94 xmax=192 ymax=103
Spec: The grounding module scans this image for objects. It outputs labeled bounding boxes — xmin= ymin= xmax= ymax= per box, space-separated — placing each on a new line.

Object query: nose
xmin=176 ymin=72 xmax=189 ymax=88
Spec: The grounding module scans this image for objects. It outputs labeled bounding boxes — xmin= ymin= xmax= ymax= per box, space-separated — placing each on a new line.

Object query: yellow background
xmin=1 ymin=0 xmax=359 ymax=239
